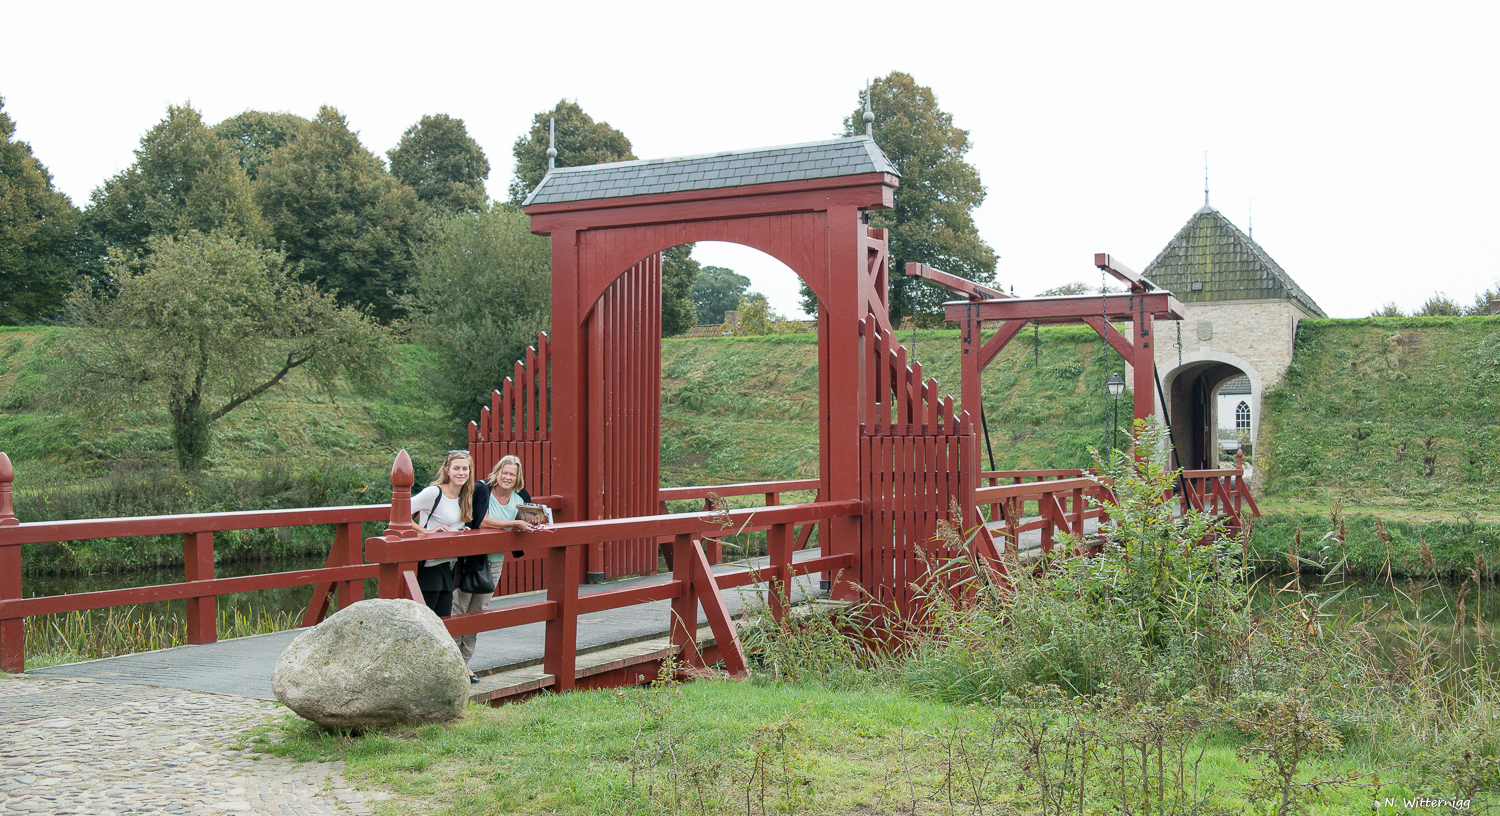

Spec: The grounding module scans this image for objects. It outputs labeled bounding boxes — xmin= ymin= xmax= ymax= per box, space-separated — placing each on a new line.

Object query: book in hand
xmin=516 ymin=503 xmax=549 ymax=527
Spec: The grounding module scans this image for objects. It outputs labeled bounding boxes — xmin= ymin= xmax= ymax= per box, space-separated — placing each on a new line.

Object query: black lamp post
xmin=1105 ymin=373 xmax=1126 ymax=458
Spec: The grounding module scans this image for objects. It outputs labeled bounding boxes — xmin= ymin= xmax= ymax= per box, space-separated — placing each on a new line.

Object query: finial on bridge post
xmin=387 ymin=450 xmax=417 ymax=538
xmin=0 ymin=453 xmax=16 ymax=526
xmin=547 ymin=118 xmax=557 ymax=171
xmin=863 ymin=79 xmax=874 ymax=138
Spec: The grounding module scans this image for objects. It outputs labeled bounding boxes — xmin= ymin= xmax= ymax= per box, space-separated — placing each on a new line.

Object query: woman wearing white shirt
xmin=409 ymin=450 xmax=477 ymax=617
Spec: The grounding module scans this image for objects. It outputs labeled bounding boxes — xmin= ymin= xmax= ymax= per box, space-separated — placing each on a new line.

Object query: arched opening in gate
xmin=1162 ymin=354 xmax=1261 ymax=471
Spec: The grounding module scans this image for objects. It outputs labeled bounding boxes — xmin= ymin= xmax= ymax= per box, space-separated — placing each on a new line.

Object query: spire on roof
xmin=546 ymin=118 xmax=557 ymax=171
xmin=863 ymin=79 xmax=874 ymax=138
xmin=1197 ymin=151 xmax=1214 ymax=214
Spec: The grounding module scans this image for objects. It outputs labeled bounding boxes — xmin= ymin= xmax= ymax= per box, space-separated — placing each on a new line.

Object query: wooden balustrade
xmin=657 ymin=479 xmax=822 ymax=562
xmin=369 ymin=452 xmax=858 ymax=692
xmin=0 ymin=452 xmax=385 ymax=673
xmin=974 ymin=476 xmax=1115 ymax=557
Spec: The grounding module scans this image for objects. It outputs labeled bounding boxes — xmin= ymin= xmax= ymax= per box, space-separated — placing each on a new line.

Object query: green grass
xmin=1258 ymin=316 xmax=1500 ymax=510
xmin=250 ymin=678 xmax=1480 ymax=816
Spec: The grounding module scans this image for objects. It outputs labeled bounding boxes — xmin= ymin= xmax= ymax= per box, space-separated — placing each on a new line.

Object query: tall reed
xmin=23 ymin=605 xmax=302 ymax=669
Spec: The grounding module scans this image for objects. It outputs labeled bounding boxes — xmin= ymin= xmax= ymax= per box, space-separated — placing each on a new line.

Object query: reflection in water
xmin=1252 ymin=572 xmax=1499 ymax=677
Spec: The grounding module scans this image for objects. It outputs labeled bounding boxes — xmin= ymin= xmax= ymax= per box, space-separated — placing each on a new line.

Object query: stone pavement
xmin=0 ymin=674 xmax=394 ymax=815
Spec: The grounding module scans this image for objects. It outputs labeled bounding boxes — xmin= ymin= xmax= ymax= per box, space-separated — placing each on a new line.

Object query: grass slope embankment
xmin=659 ymin=326 xmax=1135 ymax=486
xmin=1 ymin=326 xmax=459 ymax=573
xmin=1252 ymin=316 xmax=1500 ymax=576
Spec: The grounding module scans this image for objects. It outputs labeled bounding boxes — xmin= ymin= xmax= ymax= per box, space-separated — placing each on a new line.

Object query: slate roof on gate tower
xmin=1143 ymin=205 xmax=1326 ymax=318
xmin=521 ymin=136 xmax=899 ymax=207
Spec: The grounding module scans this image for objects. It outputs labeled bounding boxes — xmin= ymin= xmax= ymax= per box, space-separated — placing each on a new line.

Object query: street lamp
xmin=1105 ymin=373 xmax=1126 ymax=458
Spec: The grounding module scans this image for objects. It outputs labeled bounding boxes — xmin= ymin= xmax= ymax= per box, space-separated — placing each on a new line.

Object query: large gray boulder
xmin=272 ymin=598 xmax=468 ymax=730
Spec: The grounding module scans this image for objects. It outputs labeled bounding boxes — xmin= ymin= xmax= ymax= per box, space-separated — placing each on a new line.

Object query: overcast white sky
xmin=5 ymin=0 xmax=1497 ymax=319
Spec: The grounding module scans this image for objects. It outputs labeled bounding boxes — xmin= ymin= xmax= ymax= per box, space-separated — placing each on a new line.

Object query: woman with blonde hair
xmin=452 ymin=454 xmax=538 ymax=681
xmin=410 ymin=450 xmax=489 ymax=618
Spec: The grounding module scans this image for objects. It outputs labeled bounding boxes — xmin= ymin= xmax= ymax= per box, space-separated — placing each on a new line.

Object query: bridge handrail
xmin=0 ymin=452 xmax=385 ymax=673
xmin=658 ymin=479 xmax=820 ymax=502
xmin=366 ymin=489 xmax=861 ymax=693
xmin=0 ymin=504 xmax=389 ymax=546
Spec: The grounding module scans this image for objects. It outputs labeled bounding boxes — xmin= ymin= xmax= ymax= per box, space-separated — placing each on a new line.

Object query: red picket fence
xmin=0 ymin=453 xmax=382 ymax=673
xmin=858 ymin=319 xmax=984 ymax=615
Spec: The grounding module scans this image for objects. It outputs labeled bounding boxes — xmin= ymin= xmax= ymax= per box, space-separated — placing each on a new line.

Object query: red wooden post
xmin=691 ymin=539 xmax=747 ymax=677
xmin=0 ymin=453 xmax=21 ymax=672
xmin=387 ymin=450 xmax=416 ymax=539
xmin=183 ymin=531 xmax=216 ymax=645
xmin=0 ymin=452 xmax=16 ymax=528
xmin=767 ymin=522 xmax=792 ymax=623
xmin=669 ymin=533 xmax=700 ymax=666
xmin=334 ymin=521 xmax=363 ymax=610
xmin=543 ymin=543 xmax=580 ymax=691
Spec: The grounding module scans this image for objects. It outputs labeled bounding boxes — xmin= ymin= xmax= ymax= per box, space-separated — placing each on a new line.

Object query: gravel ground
xmin=0 ymin=674 xmax=397 ymax=816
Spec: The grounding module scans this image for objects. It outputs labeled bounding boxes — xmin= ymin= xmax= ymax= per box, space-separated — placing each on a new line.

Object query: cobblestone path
xmin=0 ymin=674 xmax=395 ymax=815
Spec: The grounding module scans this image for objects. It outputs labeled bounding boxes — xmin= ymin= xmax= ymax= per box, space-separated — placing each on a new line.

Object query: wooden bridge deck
xmin=27 ymin=550 xmax=832 ymax=704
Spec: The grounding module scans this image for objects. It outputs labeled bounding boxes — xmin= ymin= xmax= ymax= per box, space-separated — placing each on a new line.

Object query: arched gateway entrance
xmin=466 ymin=136 xmax=977 ymax=604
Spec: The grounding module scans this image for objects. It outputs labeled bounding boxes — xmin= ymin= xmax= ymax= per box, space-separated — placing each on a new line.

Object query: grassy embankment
xmin=6 ymin=316 xmax=1499 ymax=576
xmin=1 ymin=325 xmax=457 ymax=573
xmin=1253 ymin=316 xmax=1500 ymax=577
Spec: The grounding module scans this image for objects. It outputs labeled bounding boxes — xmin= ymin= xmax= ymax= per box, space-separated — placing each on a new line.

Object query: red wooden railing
xmin=974 ymin=476 xmax=1116 ymax=558
xmin=1178 ymin=465 xmax=1259 ymax=532
xmin=369 ymin=451 xmax=858 ymax=692
xmin=0 ymin=453 xmax=382 ymax=673
xmin=658 ymin=479 xmax=822 ymax=562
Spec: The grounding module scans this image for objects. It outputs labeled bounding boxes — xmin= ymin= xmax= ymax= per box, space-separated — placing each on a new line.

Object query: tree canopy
xmin=387 ymin=114 xmax=490 ymax=215
xmin=62 ymin=230 xmax=392 ymax=471
xmin=213 ymin=110 xmax=309 ymax=181
xmin=254 ymin=106 xmax=427 ymax=321
xmin=802 ymin=72 xmax=997 ymax=325
xmin=84 ymin=103 xmax=268 ymax=262
xmin=508 ymin=100 xmax=634 ymax=204
xmin=690 ymin=265 xmax=751 ymax=325
xmin=661 ymin=245 xmax=699 ymax=336
xmin=0 ymin=96 xmax=81 ymax=323
xmin=401 ymin=204 xmax=551 ymax=421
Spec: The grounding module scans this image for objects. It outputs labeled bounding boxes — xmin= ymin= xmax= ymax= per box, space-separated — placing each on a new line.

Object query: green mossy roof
xmin=1143 ymin=206 xmax=1325 ymax=317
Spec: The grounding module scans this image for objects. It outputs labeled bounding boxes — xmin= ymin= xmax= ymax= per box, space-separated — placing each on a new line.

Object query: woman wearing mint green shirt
xmin=452 ymin=455 xmax=538 ymax=680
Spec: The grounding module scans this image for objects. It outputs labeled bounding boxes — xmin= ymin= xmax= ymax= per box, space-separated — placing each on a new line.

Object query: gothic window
xmin=1235 ymin=401 xmax=1251 ymax=430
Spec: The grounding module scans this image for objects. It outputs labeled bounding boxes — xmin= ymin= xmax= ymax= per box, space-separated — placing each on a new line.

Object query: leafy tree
xmin=0 ymin=96 xmax=81 ymax=323
xmin=508 ymin=100 xmax=635 ymax=204
xmin=84 ymin=104 xmax=268 ymax=262
xmin=690 ymin=265 xmax=750 ymax=325
xmin=1035 ymin=281 xmax=1123 ymax=297
xmin=401 ymin=204 xmax=550 ymax=421
xmin=661 ymin=244 xmax=699 ymax=336
xmin=254 ymin=106 xmax=427 ymax=321
xmin=1369 ymin=302 xmax=1405 ymax=317
xmin=387 ymin=114 xmax=490 ymax=215
xmin=1465 ymin=281 xmax=1499 ymax=316
xmin=800 ymin=72 xmax=998 ymax=325
xmin=61 ymin=230 xmax=392 ymax=471
xmin=734 ymin=294 xmax=779 ymax=335
xmin=1416 ymin=292 xmax=1462 ymax=316
xmin=213 ymin=110 xmax=309 ymax=180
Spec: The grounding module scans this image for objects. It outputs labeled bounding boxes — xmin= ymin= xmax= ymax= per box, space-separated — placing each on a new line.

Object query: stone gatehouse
xmin=1129 ymin=203 xmax=1325 ymax=471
